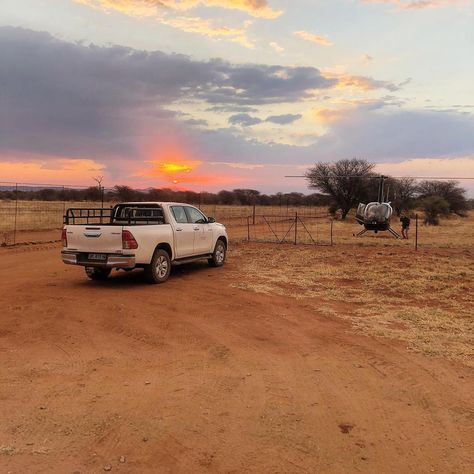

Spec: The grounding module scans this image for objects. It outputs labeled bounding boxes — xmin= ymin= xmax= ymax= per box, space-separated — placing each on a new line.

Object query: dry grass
xmin=0 ymin=200 xmax=105 ymax=233
xmin=227 ymin=212 xmax=474 ymax=366
xmin=0 ymin=201 xmax=323 ymax=233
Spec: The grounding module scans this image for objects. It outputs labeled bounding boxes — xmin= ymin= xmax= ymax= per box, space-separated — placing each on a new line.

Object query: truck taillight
xmin=122 ymin=230 xmax=138 ymax=250
xmin=61 ymin=228 xmax=67 ymax=247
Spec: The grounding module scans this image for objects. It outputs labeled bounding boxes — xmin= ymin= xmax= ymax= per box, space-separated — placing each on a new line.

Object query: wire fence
xmin=1 ymin=181 xmax=444 ymax=251
xmin=243 ymin=213 xmax=333 ymax=246
xmin=0 ymin=182 xmax=330 ymax=246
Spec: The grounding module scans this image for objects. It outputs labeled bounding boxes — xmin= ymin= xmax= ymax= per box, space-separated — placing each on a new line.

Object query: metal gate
xmin=246 ymin=213 xmax=333 ymax=246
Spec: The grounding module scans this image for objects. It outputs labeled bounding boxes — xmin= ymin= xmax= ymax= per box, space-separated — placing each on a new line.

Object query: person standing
xmin=400 ymin=214 xmax=411 ymax=239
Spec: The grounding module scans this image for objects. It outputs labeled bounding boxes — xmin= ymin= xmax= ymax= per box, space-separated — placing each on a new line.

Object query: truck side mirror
xmin=207 ymin=217 xmax=216 ymax=224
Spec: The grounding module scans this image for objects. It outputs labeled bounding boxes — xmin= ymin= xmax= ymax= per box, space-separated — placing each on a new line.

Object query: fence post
xmin=415 ymin=213 xmax=418 ymax=251
xmin=247 ymin=216 xmax=250 ymax=242
xmin=330 ymin=219 xmax=334 ymax=246
xmin=252 ymin=205 xmax=256 ymax=225
xmin=13 ymin=183 xmax=18 ymax=245
xmin=294 ymin=212 xmax=298 ymax=245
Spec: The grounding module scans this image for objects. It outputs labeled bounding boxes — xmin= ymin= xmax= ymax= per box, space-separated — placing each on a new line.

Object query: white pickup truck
xmin=61 ymin=202 xmax=228 ymax=283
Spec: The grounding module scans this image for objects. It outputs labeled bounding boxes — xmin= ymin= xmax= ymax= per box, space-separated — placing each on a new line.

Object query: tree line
xmin=0 ymin=186 xmax=332 ymax=208
xmin=306 ymin=159 xmax=472 ymax=224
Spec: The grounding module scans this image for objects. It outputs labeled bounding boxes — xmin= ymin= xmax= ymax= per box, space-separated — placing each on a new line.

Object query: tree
xmin=232 ymin=189 xmax=260 ymax=206
xmin=305 ymin=159 xmax=376 ymax=219
xmin=112 ymin=185 xmax=136 ymax=202
xmin=83 ymin=186 xmax=102 ymax=201
xmin=417 ymin=180 xmax=468 ymax=216
xmin=389 ymin=177 xmax=417 ymax=216
xmin=421 ymin=196 xmax=450 ymax=225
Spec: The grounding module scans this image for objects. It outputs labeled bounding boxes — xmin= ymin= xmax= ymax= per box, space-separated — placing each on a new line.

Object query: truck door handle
xmin=176 ymin=228 xmax=183 ymax=232
xmin=193 ymin=227 xmax=200 ymax=231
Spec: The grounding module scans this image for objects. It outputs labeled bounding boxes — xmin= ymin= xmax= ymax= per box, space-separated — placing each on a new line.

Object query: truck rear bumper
xmin=61 ymin=251 xmax=136 ymax=268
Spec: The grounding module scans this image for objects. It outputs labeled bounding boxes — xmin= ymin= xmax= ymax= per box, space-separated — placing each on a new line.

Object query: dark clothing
xmin=400 ymin=216 xmax=410 ymax=229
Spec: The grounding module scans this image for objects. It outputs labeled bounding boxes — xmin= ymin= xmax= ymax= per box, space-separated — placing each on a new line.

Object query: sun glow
xmin=146 ymin=158 xmax=202 ymax=181
xmin=159 ymin=162 xmax=195 ymax=174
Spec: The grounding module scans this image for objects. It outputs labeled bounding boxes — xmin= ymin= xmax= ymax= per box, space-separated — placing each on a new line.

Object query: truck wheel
xmin=208 ymin=239 xmax=226 ymax=267
xmin=144 ymin=249 xmax=171 ymax=284
xmin=85 ymin=267 xmax=111 ymax=281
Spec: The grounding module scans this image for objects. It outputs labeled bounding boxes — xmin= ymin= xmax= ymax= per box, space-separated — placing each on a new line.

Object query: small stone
xmin=119 ymin=456 xmax=126 ymax=463
xmin=142 ymin=437 xmax=148 ymax=442
xmin=39 ymin=406 xmax=47 ymax=410
xmin=103 ymin=465 xmax=112 ymax=471
xmin=145 ymin=381 xmax=151 ymax=385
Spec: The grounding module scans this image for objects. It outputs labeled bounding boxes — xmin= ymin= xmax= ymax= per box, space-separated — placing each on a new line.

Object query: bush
xmin=417 ymin=180 xmax=468 ymax=216
xmin=421 ymin=196 xmax=450 ymax=225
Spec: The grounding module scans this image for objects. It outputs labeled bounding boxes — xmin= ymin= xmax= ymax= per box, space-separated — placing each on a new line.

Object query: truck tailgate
xmin=65 ymin=225 xmax=124 ymax=253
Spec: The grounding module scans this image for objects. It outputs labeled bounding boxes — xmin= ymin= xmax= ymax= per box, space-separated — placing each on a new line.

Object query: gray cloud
xmin=0 ymin=27 xmax=338 ymax=158
xmin=228 ymin=114 xmax=263 ymax=127
xmin=266 ymin=114 xmax=302 ymax=125
xmin=183 ymin=118 xmax=209 ymax=127
xmin=206 ymin=105 xmax=259 ymax=113
xmin=314 ymin=107 xmax=474 ymax=160
xmin=228 ymin=113 xmax=302 ymax=127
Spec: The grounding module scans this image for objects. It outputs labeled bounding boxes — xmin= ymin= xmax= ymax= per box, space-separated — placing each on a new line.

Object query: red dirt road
xmin=0 ymin=244 xmax=472 ymax=473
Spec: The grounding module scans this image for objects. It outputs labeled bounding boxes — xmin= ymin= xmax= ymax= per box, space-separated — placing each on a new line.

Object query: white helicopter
xmin=354 ymin=175 xmax=401 ymax=238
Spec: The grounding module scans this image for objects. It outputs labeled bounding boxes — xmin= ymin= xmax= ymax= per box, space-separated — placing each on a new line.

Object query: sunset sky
xmin=1 ymin=0 xmax=474 ymax=194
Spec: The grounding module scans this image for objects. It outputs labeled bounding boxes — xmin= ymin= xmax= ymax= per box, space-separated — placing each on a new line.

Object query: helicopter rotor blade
xmin=285 ymin=175 xmax=474 ymax=180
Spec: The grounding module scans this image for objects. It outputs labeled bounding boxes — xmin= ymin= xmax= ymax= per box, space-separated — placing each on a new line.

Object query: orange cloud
xmin=294 ymin=30 xmax=333 ymax=46
xmin=312 ymin=108 xmax=344 ymax=123
xmin=160 ymin=15 xmax=254 ymax=48
xmin=0 ymin=157 xmax=105 ymax=185
xmin=76 ymin=0 xmax=282 ymax=18
xmin=76 ymin=0 xmax=259 ymax=47
xmin=269 ymin=41 xmax=284 ymax=53
xmin=327 ymin=73 xmax=399 ymax=92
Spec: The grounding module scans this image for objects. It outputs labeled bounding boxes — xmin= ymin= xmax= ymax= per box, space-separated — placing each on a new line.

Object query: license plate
xmin=88 ymin=253 xmax=107 ymax=261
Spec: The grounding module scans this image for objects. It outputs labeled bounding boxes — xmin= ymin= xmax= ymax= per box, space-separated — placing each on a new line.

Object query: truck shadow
xmin=77 ymin=261 xmax=215 ymax=288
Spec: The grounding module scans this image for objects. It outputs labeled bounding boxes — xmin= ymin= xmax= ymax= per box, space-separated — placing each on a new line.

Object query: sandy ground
xmin=0 ymin=243 xmax=473 ymax=473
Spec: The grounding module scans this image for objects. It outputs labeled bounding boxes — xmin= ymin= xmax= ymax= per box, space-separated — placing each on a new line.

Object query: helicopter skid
xmin=353 ymin=226 xmax=402 ymax=239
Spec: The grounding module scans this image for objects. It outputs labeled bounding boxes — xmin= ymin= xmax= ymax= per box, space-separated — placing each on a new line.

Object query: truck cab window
xmin=185 ymin=207 xmax=207 ymax=224
xmin=171 ymin=206 xmax=188 ymax=224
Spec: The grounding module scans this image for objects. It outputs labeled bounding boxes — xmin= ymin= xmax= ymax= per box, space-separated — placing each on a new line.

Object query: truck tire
xmin=208 ymin=239 xmax=226 ymax=267
xmin=85 ymin=267 xmax=111 ymax=281
xmin=144 ymin=249 xmax=171 ymax=284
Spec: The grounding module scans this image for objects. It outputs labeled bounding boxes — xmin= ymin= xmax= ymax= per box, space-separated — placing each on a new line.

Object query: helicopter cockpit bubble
xmin=356 ymin=203 xmax=366 ymax=218
xmin=364 ymin=202 xmax=393 ymax=223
